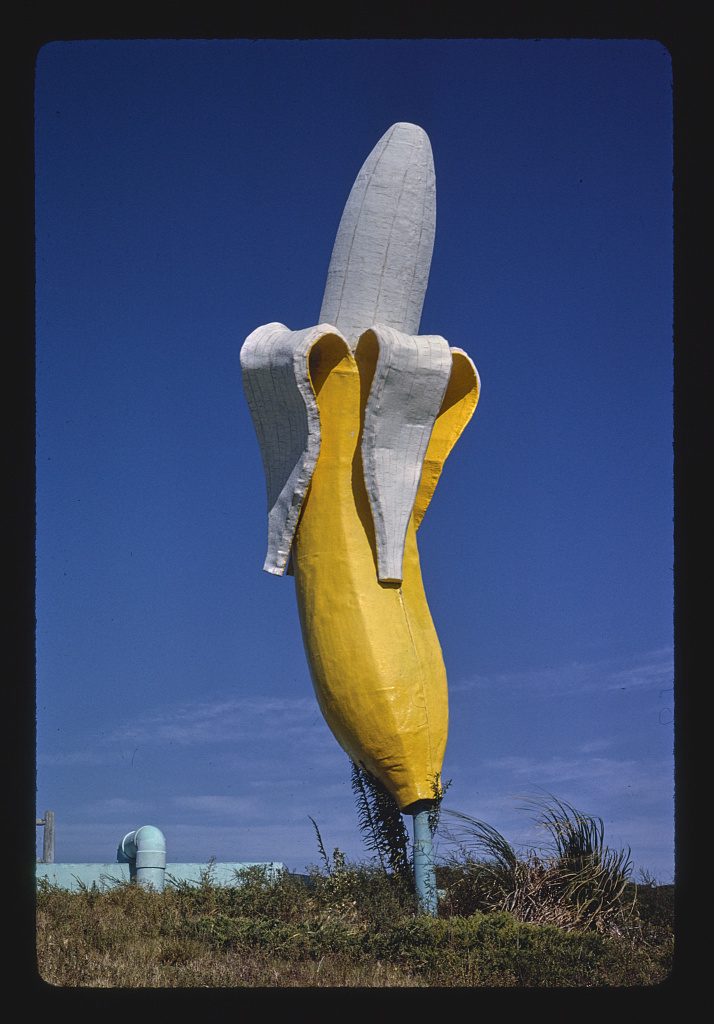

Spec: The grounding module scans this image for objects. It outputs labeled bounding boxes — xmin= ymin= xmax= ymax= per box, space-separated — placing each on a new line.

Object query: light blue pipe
xmin=412 ymin=803 xmax=438 ymax=916
xmin=117 ymin=825 xmax=166 ymax=891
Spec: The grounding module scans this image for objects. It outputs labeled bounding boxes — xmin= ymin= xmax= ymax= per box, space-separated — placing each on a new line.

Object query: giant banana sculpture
xmin=241 ymin=123 xmax=479 ymax=859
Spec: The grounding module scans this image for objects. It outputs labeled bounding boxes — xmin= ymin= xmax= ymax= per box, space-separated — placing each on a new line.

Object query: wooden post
xmin=37 ymin=811 xmax=55 ymax=863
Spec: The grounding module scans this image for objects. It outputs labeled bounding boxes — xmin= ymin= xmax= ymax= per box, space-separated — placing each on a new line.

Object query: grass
xmin=36 ymin=855 xmax=673 ymax=987
xmin=437 ymin=794 xmax=638 ymax=934
xmin=35 ymin=792 xmax=673 ymax=987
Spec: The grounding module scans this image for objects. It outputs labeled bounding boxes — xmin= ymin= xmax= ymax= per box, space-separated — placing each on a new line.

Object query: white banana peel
xmin=240 ymin=124 xmax=479 ymax=811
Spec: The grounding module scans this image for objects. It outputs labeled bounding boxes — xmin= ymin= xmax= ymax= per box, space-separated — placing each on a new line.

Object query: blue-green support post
xmin=412 ymin=802 xmax=438 ymax=916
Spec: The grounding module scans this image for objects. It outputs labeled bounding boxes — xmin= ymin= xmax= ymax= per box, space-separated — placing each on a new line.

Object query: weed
xmin=351 ymin=761 xmax=413 ymax=884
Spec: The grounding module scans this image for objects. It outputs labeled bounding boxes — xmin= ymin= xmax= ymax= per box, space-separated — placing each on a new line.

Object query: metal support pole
xmin=412 ymin=802 xmax=437 ymax=916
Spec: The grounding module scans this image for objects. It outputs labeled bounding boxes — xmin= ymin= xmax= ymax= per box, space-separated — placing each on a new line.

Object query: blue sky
xmin=35 ymin=38 xmax=673 ymax=880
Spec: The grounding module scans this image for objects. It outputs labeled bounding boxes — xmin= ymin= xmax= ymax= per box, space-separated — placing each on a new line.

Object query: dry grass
xmin=36 ymin=854 xmax=673 ymax=988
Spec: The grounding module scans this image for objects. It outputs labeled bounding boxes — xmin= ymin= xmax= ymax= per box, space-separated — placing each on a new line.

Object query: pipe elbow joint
xmin=117 ymin=825 xmax=166 ymax=890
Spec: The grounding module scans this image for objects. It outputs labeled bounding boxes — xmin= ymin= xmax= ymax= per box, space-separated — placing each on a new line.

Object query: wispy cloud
xmin=78 ymin=796 xmax=146 ymax=819
xmin=451 ymin=647 xmax=674 ymax=698
xmin=606 ymin=649 xmax=674 ymax=691
xmin=40 ymin=693 xmax=334 ymax=769
xmin=576 ymin=737 xmax=615 ymax=754
xmin=108 ymin=695 xmax=324 ymax=747
xmin=477 ymin=753 xmax=674 ymax=802
xmin=170 ymin=794 xmax=256 ymax=817
xmin=37 ymin=748 xmax=111 ymax=767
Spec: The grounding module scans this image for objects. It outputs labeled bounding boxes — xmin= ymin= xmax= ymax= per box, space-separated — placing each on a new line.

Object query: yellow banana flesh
xmin=291 ymin=331 xmax=467 ymax=811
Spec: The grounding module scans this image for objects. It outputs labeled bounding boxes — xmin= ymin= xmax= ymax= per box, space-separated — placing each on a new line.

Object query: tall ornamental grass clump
xmin=438 ymin=793 xmax=636 ymax=934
